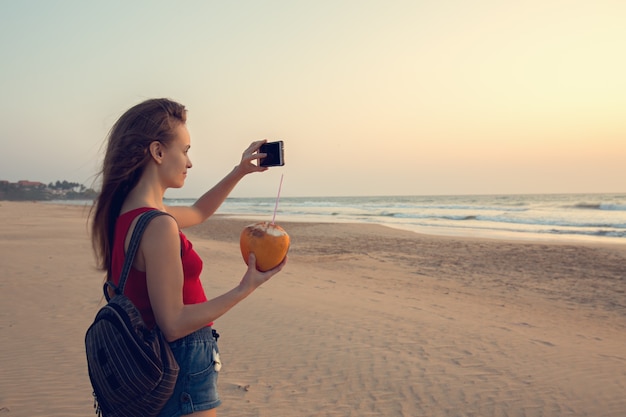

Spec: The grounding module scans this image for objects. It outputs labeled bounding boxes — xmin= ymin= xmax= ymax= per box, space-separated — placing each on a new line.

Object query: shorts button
xmin=181 ymin=393 xmax=191 ymax=403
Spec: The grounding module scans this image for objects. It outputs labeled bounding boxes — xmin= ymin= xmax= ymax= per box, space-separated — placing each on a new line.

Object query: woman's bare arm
xmin=141 ymin=215 xmax=284 ymax=342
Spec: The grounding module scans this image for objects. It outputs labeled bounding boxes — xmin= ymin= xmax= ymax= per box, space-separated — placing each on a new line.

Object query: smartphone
xmin=259 ymin=141 xmax=284 ymax=167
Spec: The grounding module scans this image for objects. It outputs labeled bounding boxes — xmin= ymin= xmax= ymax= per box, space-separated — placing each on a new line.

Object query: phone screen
xmin=259 ymin=141 xmax=284 ymax=167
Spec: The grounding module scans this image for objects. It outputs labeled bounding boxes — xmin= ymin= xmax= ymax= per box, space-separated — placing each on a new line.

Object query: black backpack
xmin=85 ymin=210 xmax=179 ymax=417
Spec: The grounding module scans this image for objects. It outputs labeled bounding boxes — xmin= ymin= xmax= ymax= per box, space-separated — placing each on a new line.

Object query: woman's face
xmin=160 ymin=124 xmax=192 ymax=189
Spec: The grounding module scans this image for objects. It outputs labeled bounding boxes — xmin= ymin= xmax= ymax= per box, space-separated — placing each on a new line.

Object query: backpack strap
xmin=104 ymin=210 xmax=171 ymax=301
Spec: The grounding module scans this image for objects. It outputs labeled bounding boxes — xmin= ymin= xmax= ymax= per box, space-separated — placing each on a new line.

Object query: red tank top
xmin=111 ymin=207 xmax=208 ymax=329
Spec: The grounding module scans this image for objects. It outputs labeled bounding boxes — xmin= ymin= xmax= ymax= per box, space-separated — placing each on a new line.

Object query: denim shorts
xmin=158 ymin=327 xmax=221 ymax=417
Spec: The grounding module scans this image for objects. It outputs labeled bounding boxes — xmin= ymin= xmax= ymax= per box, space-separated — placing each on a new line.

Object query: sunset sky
xmin=1 ymin=0 xmax=624 ymax=198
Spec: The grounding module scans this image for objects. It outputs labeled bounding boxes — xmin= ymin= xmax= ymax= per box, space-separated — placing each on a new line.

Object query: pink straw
xmin=271 ymin=174 xmax=284 ymax=225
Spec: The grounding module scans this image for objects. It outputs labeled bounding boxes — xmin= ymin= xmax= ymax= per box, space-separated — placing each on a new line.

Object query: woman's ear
xmin=149 ymin=141 xmax=163 ymax=163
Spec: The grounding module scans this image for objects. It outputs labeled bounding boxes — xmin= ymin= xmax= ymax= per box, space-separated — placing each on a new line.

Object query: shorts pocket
xmin=188 ymin=362 xmax=216 ymax=382
xmin=185 ymin=340 xmax=217 ymax=382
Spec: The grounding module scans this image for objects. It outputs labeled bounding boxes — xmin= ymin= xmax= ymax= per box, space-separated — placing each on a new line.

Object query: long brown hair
xmin=91 ymin=98 xmax=187 ymax=276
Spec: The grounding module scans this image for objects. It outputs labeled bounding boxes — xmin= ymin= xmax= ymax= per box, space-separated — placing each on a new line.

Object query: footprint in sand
xmin=530 ymin=339 xmax=555 ymax=347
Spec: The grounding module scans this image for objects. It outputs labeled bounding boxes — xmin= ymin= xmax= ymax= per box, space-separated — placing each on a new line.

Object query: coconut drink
xmin=240 ymin=221 xmax=290 ymax=271
xmin=240 ymin=174 xmax=289 ymax=271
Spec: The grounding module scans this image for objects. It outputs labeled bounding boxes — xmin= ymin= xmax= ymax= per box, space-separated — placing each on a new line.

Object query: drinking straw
xmin=271 ymin=174 xmax=284 ymax=225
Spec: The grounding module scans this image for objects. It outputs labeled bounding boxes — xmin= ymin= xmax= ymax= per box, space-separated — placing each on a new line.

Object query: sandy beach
xmin=1 ymin=201 xmax=625 ymax=417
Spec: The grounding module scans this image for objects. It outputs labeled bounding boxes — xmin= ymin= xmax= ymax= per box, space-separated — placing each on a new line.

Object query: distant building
xmin=17 ymin=180 xmax=45 ymax=188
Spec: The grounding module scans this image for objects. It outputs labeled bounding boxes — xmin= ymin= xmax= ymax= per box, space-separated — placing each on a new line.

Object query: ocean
xmin=51 ymin=193 xmax=626 ymax=243
xmin=162 ymin=193 xmax=626 ymax=244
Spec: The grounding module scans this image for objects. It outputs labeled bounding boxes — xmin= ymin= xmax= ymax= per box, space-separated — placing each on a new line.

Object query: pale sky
xmin=1 ymin=0 xmax=624 ymax=198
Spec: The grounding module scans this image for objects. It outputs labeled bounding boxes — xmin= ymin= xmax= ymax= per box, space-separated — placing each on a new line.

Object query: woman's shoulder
xmin=119 ymin=206 xmax=157 ymax=218
xmin=118 ymin=208 xmax=178 ymax=246
xmin=140 ymin=213 xmax=181 ymax=259
xmin=141 ymin=211 xmax=179 ymax=238
xmin=120 ymin=207 xmax=178 ymax=225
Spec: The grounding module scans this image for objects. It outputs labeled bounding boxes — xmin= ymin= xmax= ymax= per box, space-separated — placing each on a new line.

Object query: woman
xmin=90 ymin=98 xmax=286 ymax=416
